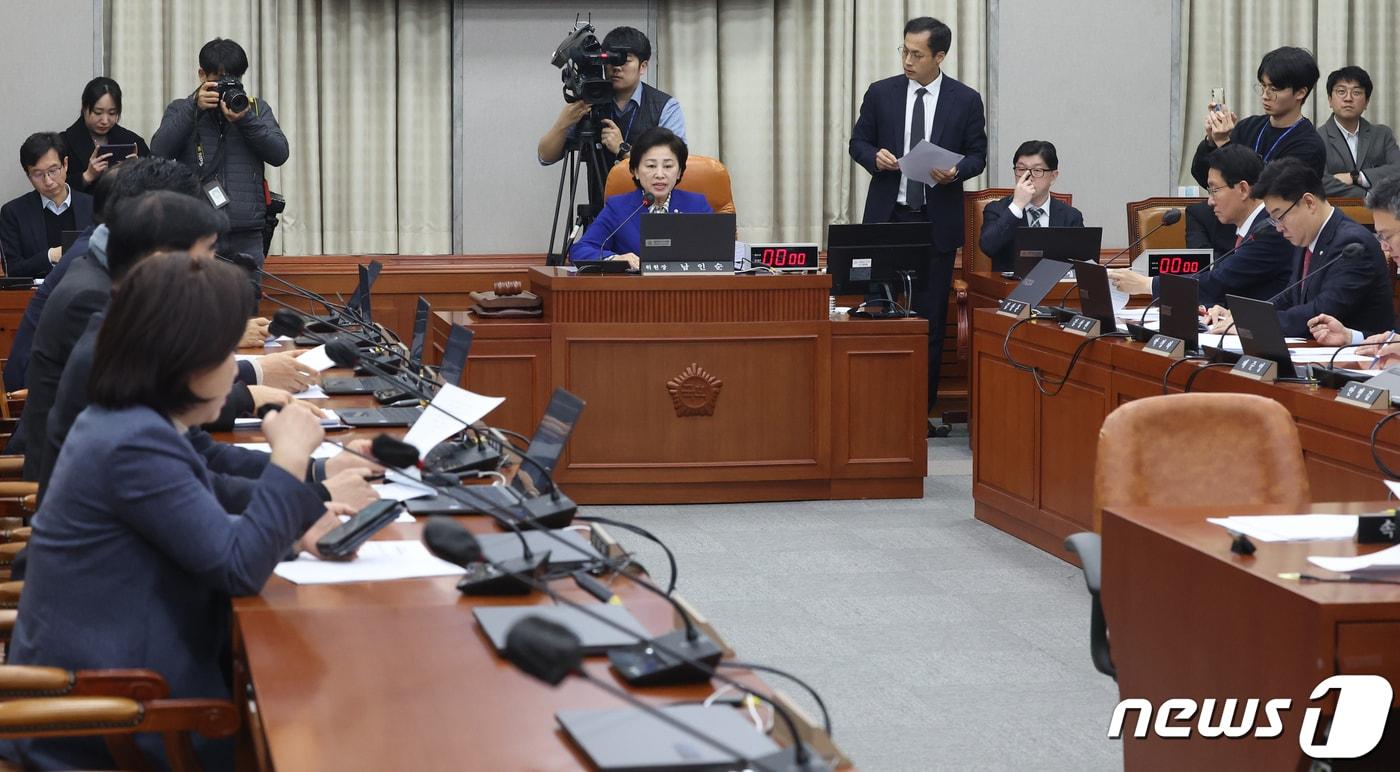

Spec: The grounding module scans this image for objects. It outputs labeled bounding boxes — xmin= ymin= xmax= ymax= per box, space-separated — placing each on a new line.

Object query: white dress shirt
xmin=896 ymin=74 xmax=943 ymax=206
xmin=1335 ymin=117 xmax=1368 ymax=187
xmin=1008 ymin=195 xmax=1052 ymax=225
xmin=41 ymin=184 xmax=73 ymax=215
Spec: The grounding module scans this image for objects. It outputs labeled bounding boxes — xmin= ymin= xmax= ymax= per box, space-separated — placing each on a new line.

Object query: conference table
xmin=221 ymin=355 xmax=849 ymax=771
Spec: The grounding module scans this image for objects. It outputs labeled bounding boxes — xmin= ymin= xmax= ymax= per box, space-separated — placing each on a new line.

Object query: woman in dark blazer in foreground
xmin=3 ymin=253 xmax=344 ymax=771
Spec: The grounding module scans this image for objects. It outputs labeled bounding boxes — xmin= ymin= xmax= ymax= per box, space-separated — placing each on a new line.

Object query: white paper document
xmin=273 ymin=541 xmax=462 ymax=584
xmin=401 ymin=383 xmax=505 ymax=456
xmin=1109 ymin=284 xmax=1130 ymax=315
xmin=1307 ymin=543 xmax=1400 ymax=575
xmin=897 ymin=140 xmax=965 ymax=185
xmin=1286 ymin=347 xmax=1362 ymax=364
xmin=291 ymin=385 xmax=329 ymax=400
xmin=1207 ymin=514 xmax=1358 ymax=542
xmin=296 ymin=345 xmax=336 ymax=372
xmin=233 ymin=409 xmax=341 ymax=430
xmin=233 ymin=441 xmax=340 ymax=459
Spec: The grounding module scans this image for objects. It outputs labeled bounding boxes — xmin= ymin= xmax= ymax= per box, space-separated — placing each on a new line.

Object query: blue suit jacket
xmin=850 ymin=74 xmax=987 ymax=252
xmin=7 ymin=404 xmax=324 ymax=771
xmin=0 ymin=189 xmax=94 ymax=278
xmin=1275 ymin=210 xmax=1393 ymax=338
xmin=978 ymin=196 xmax=1085 ymax=273
xmin=1153 ymin=206 xmax=1293 ymax=308
xmin=571 ymin=188 xmax=714 ymax=262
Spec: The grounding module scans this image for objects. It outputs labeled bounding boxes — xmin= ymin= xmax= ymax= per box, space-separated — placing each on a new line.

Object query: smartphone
xmin=1210 ymin=87 xmax=1225 ymax=111
xmin=315 ymin=500 xmax=404 ymax=559
xmin=97 ymin=144 xmax=137 ymax=163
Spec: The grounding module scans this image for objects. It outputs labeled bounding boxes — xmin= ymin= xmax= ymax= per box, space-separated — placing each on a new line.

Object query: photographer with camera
xmin=536 ymin=26 xmax=685 ymax=169
xmin=151 ymin=37 xmax=288 ymax=268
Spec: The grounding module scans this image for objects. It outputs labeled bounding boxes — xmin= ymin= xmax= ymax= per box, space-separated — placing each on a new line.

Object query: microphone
xmin=423 ymin=515 xmax=549 ymax=596
xmin=1052 ymin=208 xmax=1182 ymax=315
xmin=369 ymin=434 xmax=422 ymax=470
xmin=1264 ymin=242 xmax=1366 ymax=304
xmin=1127 ymin=230 xmax=1259 ymax=342
xmin=215 ymin=251 xmax=367 ymax=329
xmin=581 ymin=191 xmax=656 ymax=266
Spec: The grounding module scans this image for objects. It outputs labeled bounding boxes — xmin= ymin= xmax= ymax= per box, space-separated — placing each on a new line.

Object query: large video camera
xmin=551 ymin=21 xmax=628 ymax=106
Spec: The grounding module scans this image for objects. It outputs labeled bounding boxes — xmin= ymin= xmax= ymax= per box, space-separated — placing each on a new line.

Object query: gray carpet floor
xmin=586 ymin=428 xmax=1123 ymax=771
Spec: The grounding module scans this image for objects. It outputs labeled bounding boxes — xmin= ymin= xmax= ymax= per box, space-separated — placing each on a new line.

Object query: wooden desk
xmin=426 ymin=267 xmax=929 ymax=505
xmin=0 ymin=287 xmax=36 ymax=361
xmin=1102 ymin=501 xmax=1400 ymax=770
xmin=970 ymin=307 xmax=1400 ymax=562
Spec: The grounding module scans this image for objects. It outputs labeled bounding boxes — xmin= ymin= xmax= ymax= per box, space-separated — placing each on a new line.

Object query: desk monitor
xmin=825 ymin=222 xmax=933 ymax=315
xmin=409 ymin=297 xmax=431 ymax=364
xmin=1072 ymin=260 xmax=1118 ymax=333
xmin=556 ymin=704 xmax=782 ymax=772
xmin=1225 ymin=295 xmax=1301 ymax=377
xmin=1007 ymin=258 xmax=1074 ymax=307
xmin=1012 ymin=226 xmax=1103 ymax=278
xmin=1157 ymin=273 xmax=1200 ymax=352
xmin=437 ymin=323 xmax=474 ymax=386
xmin=640 ymin=213 xmax=736 ymax=273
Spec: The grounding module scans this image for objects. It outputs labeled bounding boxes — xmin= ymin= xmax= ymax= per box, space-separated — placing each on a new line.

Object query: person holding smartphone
xmin=62 ymin=77 xmax=149 ymax=193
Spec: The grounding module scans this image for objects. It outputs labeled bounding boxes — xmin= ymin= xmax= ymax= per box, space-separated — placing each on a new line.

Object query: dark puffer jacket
xmin=150 ymin=92 xmax=288 ymax=230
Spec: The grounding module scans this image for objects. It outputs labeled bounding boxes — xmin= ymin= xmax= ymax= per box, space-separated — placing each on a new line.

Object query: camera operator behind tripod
xmin=536 ymin=26 xmax=686 ymax=170
xmin=152 ymin=37 xmax=288 ymax=268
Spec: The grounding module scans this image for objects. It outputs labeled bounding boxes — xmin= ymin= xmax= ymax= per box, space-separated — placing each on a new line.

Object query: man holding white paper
xmin=849 ymin=16 xmax=987 ymax=414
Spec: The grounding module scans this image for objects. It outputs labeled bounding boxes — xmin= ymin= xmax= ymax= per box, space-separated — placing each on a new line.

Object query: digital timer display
xmin=748 ymin=243 xmax=819 ymax=272
xmin=1145 ymin=249 xmax=1214 ymax=278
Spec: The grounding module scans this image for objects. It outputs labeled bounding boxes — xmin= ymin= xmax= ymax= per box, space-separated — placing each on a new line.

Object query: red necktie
xmin=1234 ymin=235 xmax=1244 ymax=249
xmin=1300 ymin=248 xmax=1314 ymax=292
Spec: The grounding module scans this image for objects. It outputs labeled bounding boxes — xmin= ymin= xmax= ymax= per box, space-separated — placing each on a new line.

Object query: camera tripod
xmin=546 ymin=107 xmax=612 ymax=266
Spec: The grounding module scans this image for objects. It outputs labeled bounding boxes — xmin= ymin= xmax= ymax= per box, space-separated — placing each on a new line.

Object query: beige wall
xmin=991 ymin=0 xmax=1175 ymax=247
xmin=0 ymin=0 xmax=98 ymax=203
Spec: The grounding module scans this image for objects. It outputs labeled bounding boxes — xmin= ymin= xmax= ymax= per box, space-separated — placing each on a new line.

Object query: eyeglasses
xmin=1267 ymin=198 xmax=1302 ymax=228
xmin=1254 ymin=83 xmax=1290 ymax=97
xmin=897 ymin=45 xmax=928 ymax=62
xmin=1332 ymin=87 xmax=1367 ymax=100
xmin=1206 ymin=184 xmax=1230 ymax=197
xmin=27 ymin=165 xmax=62 ymax=182
xmin=1012 ymin=167 xmax=1052 ymax=179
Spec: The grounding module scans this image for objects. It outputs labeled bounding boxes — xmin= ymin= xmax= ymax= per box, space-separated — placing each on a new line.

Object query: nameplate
xmin=1336 ymin=381 xmax=1390 ymax=409
xmin=996 ymin=299 xmax=1030 ymax=320
xmin=1230 ymin=355 xmax=1278 ymax=382
xmin=1358 ymin=511 xmax=1400 ymax=544
xmin=1143 ymin=334 xmax=1186 ymax=359
xmin=1064 ymin=315 xmax=1101 ymax=337
xmin=641 ymin=260 xmax=736 ymax=273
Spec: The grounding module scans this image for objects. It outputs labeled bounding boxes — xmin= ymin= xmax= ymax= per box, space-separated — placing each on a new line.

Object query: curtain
xmin=107 ymin=0 xmax=452 ymax=255
xmin=1178 ymin=0 xmax=1400 ymax=187
xmin=659 ymin=0 xmax=987 ymax=243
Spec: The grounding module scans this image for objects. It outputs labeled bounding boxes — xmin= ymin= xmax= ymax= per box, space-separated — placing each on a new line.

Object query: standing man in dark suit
xmin=1110 ymin=144 xmax=1292 ymax=308
xmin=1205 ymin=158 xmax=1392 ymax=339
xmin=978 ymin=140 xmax=1083 ymax=273
xmin=1318 ymin=66 xmax=1400 ymax=200
xmin=849 ymin=16 xmax=987 ymax=412
xmin=0 ymin=133 xmax=95 ymax=278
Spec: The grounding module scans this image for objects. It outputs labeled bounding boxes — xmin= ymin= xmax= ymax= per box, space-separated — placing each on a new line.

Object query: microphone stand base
xmin=425 ymin=441 xmax=504 ymax=475
xmin=608 ymin=628 xmax=725 ymax=687
xmin=1202 ymin=346 xmax=1241 ymax=365
xmin=751 ymin=745 xmax=836 ymax=772
xmin=1125 ymin=322 xmax=1154 ymax=343
xmin=456 ymin=552 xmax=551 ymax=596
xmin=516 ymin=493 xmax=578 ymax=530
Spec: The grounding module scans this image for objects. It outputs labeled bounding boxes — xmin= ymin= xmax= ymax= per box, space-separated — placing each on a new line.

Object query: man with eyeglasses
xmin=1111 ymin=144 xmax=1292 ymax=307
xmin=978 ymin=140 xmax=1082 ymax=273
xmin=0 ymin=132 xmax=95 ymax=278
xmin=849 ymin=15 xmax=987 ymax=416
xmin=1309 ymin=173 xmax=1400 ymax=356
xmin=1204 ymin=158 xmax=1391 ymax=340
xmin=1318 ymin=66 xmax=1400 ymax=200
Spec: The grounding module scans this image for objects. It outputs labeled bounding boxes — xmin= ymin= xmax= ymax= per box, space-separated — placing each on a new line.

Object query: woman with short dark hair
xmin=4 ymin=253 xmax=344 ymax=771
xmin=63 ymin=76 xmax=150 ymax=192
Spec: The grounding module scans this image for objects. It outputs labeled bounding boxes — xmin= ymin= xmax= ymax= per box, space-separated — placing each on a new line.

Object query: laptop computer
xmin=323 ymin=297 xmax=432 ymax=395
xmin=476 ymin=530 xmax=604 ymax=571
xmin=335 ymin=323 xmax=474 ymax=427
xmin=303 ymin=260 xmax=382 ymax=338
xmin=1011 ymin=227 xmax=1103 ymax=278
xmin=556 ymin=705 xmax=782 ymax=772
xmin=1157 ymin=273 xmax=1201 ymax=353
xmin=1006 ymin=258 xmax=1074 ymax=307
xmin=1071 ymin=261 xmax=1118 ymax=333
xmin=407 ymin=388 xmax=586 ymax=515
xmin=639 ymin=213 xmax=736 ymax=273
xmin=1225 ymin=295 xmax=1305 ymax=377
xmin=473 ymin=604 xmax=649 ymax=655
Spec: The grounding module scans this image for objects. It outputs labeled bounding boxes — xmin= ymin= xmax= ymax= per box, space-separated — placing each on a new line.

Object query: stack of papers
xmin=296 ymin=345 xmax=336 ymax=372
xmin=1308 ymin=543 xmax=1400 ymax=576
xmin=233 ymin=441 xmax=340 ymax=459
xmin=897 ymin=140 xmax=964 ymax=183
xmin=233 ymin=409 xmax=341 ymax=429
xmin=1207 ymin=514 xmax=1358 ymax=542
xmin=273 ymin=541 xmax=462 ymax=584
xmin=401 ymin=384 xmax=505 ymax=456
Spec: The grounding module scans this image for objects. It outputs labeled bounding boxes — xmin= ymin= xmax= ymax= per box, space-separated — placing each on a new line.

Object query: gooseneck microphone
xmin=423 ymin=514 xmax=548 ymax=596
xmin=1053 ymin=208 xmax=1182 ymax=312
xmin=591 ymin=190 xmax=657 ymax=261
xmin=1264 ymin=241 xmax=1366 ymax=305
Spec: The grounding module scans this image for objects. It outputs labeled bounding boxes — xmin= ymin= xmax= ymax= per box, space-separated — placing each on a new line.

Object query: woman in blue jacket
xmin=572 ymin=127 xmax=713 ymax=269
xmin=4 ymin=253 xmax=344 ymax=771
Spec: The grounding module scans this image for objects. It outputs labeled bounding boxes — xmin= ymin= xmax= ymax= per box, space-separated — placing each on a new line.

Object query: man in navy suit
xmin=1109 ymin=144 xmax=1293 ymax=308
xmin=0 ymin=132 xmax=94 ymax=278
xmin=1206 ymin=157 xmax=1392 ymax=339
xmin=978 ymin=140 xmax=1084 ymax=273
xmin=849 ymin=16 xmax=987 ymax=412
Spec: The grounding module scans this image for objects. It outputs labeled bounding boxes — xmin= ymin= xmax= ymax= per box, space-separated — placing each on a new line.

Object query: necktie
xmin=1300 ymin=248 xmax=1314 ymax=292
xmin=906 ymin=88 xmax=928 ymax=209
xmin=1234 ymin=234 xmax=1244 ymax=250
xmin=1025 ymin=206 xmax=1044 ymax=227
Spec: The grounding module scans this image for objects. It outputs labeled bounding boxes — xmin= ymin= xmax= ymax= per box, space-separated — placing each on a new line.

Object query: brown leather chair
xmin=1125 ymin=196 xmax=1205 ymax=261
xmin=604 ymin=155 xmax=736 ymax=214
xmin=1092 ymin=392 xmax=1309 ymax=531
xmin=962 ymin=188 xmax=1075 ymax=276
xmin=0 ymin=666 xmax=238 ymax=771
xmin=1332 ymin=197 xmax=1372 ymax=227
